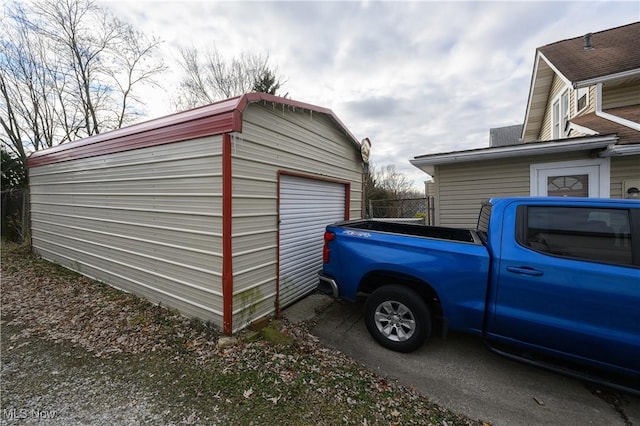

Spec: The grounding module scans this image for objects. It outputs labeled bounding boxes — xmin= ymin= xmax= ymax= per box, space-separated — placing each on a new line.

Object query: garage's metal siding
xmin=229 ymin=103 xmax=363 ymax=330
xmin=30 ymin=137 xmax=225 ymax=325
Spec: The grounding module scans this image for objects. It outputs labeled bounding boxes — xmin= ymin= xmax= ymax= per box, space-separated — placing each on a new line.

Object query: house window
xmin=576 ymin=87 xmax=589 ymax=113
xmin=552 ymin=90 xmax=570 ymax=139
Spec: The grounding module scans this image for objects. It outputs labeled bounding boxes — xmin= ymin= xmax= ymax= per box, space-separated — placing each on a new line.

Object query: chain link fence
xmin=367 ymin=197 xmax=434 ymax=225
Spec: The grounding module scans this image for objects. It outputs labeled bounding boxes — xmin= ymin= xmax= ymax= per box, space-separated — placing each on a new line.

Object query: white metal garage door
xmin=279 ymin=174 xmax=346 ymax=308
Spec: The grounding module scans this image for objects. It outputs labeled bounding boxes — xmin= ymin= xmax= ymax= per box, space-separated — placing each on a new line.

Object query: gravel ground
xmin=2 ymin=324 xmax=169 ymax=425
xmin=1 ymin=242 xmax=480 ymax=425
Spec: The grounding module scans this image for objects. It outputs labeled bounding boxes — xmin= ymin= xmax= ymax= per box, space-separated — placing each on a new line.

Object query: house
xmin=412 ymin=22 xmax=640 ymax=228
xmin=27 ymin=93 xmax=366 ymax=334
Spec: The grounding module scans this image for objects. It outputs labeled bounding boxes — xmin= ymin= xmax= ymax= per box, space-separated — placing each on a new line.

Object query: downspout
xmin=595 ymin=83 xmax=640 ymax=131
xmin=222 ymin=133 xmax=233 ymax=335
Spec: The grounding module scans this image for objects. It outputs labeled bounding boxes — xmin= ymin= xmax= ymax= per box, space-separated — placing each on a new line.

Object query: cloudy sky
xmin=102 ymin=0 xmax=638 ymax=189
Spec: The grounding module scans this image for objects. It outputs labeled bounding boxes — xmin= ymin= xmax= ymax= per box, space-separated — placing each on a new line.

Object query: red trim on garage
xmin=275 ymin=170 xmax=351 ymax=317
xmin=345 ymin=183 xmax=351 ymax=220
xmin=27 ymin=115 xmax=236 ymax=168
xmin=28 ymin=93 xmax=361 ymax=168
xmin=222 ymin=133 xmax=233 ymax=335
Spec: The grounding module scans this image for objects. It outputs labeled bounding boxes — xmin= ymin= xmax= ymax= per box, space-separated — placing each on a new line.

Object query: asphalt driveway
xmin=286 ymin=294 xmax=640 ymax=426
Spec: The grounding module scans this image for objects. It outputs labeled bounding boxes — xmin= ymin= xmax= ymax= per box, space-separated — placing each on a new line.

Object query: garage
xmin=27 ymin=92 xmax=365 ymax=334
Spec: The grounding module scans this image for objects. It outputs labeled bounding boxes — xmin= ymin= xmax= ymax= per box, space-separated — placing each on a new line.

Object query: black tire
xmin=364 ymin=285 xmax=431 ymax=353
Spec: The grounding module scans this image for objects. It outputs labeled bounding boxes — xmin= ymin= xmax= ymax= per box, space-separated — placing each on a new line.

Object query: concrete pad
xmin=310 ymin=299 xmax=640 ymax=426
xmin=282 ymin=293 xmax=334 ymax=324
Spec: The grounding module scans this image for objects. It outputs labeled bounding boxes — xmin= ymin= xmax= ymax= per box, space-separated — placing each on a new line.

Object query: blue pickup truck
xmin=319 ymin=197 xmax=639 ymax=391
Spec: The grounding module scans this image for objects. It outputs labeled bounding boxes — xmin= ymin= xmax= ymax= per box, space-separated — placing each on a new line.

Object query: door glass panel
xmin=547 ymin=174 xmax=589 ymax=197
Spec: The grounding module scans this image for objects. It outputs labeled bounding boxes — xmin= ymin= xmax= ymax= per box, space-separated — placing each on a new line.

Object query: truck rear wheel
xmin=364 ymin=285 xmax=431 ymax=352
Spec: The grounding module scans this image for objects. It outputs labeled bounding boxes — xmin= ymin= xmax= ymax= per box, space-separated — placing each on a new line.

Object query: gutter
xmin=599 ymin=144 xmax=640 ymax=157
xmin=410 ymin=135 xmax=617 ymax=168
xmin=574 ymin=68 xmax=640 ymax=89
xmin=594 ymin=83 xmax=640 ymax=131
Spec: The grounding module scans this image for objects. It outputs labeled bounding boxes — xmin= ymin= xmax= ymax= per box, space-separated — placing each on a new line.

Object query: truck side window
xmin=521 ymin=206 xmax=633 ymax=266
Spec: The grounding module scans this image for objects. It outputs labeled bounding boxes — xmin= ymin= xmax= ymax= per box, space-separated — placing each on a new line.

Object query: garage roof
xmin=28 ymin=93 xmax=361 ymax=168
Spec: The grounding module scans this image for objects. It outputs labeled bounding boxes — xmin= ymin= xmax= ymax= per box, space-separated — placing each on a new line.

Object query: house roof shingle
xmin=489 ymin=124 xmax=524 ymax=147
xmin=538 ymin=21 xmax=640 ymax=83
xmin=571 ymin=105 xmax=640 ymax=145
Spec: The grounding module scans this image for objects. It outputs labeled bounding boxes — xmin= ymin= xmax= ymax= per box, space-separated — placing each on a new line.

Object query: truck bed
xmin=339 ymin=220 xmax=478 ymax=243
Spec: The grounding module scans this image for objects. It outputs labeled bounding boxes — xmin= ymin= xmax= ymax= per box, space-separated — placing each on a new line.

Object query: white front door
xmin=530 ymin=158 xmax=610 ymax=198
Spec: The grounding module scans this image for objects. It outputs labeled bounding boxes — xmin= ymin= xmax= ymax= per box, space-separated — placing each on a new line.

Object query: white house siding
xmin=539 ymin=74 xmax=571 ymax=141
xmin=581 ymin=86 xmax=597 ymax=116
xmin=229 ymin=103 xmax=363 ymax=331
xmin=603 ymin=82 xmax=640 ymax=109
xmin=30 ymin=137 xmax=225 ymax=325
xmin=433 ymin=152 xmax=588 ymax=228
xmin=611 ymin=156 xmax=640 ymax=199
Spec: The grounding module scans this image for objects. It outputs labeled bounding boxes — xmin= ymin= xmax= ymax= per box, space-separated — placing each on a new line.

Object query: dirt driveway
xmin=303 ymin=294 xmax=640 ymax=426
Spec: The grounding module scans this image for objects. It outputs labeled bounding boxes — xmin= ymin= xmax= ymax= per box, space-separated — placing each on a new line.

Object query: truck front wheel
xmin=364 ymin=285 xmax=431 ymax=352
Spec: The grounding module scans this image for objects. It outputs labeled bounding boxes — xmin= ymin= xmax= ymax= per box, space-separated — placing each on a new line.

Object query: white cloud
xmin=101 ymin=0 xmax=637 ymax=189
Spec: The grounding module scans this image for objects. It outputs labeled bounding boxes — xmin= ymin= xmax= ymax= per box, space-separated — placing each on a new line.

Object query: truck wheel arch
xmin=358 ymin=271 xmax=444 ymax=332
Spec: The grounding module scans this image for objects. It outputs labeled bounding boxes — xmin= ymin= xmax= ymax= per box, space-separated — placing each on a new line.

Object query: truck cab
xmin=485 ymin=198 xmax=640 ymax=384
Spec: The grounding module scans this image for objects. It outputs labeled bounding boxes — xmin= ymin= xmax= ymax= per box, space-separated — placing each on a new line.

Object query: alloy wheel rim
xmin=373 ymin=300 xmax=416 ymax=342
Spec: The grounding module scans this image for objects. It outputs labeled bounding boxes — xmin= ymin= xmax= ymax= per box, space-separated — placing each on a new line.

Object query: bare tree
xmin=0 ymin=0 xmax=166 ymax=169
xmin=0 ymin=2 xmax=58 ymax=166
xmin=364 ymin=164 xmax=422 ymax=218
xmin=374 ymin=165 xmax=415 ymax=199
xmin=174 ymin=45 xmax=285 ymax=110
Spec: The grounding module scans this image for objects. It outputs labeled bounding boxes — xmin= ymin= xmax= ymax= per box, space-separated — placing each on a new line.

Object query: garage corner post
xmin=222 ymin=133 xmax=233 ymax=335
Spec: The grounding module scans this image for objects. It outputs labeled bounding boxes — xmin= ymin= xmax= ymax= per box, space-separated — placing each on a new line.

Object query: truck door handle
xmin=506 ymin=266 xmax=544 ymax=277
